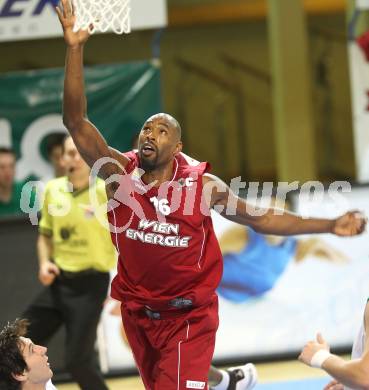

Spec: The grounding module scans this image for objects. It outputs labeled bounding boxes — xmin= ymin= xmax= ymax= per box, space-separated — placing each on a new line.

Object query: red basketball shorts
xmin=121 ymin=296 xmax=219 ymax=390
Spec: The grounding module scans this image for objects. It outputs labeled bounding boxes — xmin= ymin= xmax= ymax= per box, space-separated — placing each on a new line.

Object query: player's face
xmin=0 ymin=152 xmax=16 ymax=189
xmin=19 ymin=337 xmax=53 ymax=384
xmin=62 ymin=137 xmax=90 ymax=178
xmin=138 ymin=114 xmax=182 ymax=171
xmin=49 ymin=145 xmax=66 ymax=177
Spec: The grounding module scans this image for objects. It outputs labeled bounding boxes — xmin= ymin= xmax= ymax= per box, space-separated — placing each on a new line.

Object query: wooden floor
xmin=57 ymin=359 xmax=331 ymax=389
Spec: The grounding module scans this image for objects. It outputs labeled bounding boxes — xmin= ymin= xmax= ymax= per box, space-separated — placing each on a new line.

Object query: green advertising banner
xmin=0 ymin=61 xmax=162 ymax=181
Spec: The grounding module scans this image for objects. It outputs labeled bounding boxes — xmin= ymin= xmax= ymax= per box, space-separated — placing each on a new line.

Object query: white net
xmin=72 ymin=0 xmax=131 ymax=35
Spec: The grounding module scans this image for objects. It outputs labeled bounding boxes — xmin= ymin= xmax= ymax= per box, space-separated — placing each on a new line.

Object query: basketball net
xmin=72 ymin=0 xmax=131 ymax=35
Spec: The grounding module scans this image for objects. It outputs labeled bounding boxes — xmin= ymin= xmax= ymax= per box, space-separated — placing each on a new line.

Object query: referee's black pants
xmin=23 ymin=270 xmax=110 ymax=390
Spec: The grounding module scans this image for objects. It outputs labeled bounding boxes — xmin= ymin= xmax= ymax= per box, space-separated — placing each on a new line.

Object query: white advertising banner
xmin=348 ymin=43 xmax=369 ymax=182
xmin=214 ymin=188 xmax=369 ymax=359
xmin=99 ymin=187 xmax=369 ymax=370
xmin=357 ymin=0 xmax=369 ymax=9
xmin=0 ymin=0 xmax=167 ymax=42
xmin=348 ymin=2 xmax=369 ymax=182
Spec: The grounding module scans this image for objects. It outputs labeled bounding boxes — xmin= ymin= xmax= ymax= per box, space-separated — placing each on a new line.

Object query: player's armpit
xmin=66 ymin=121 xmax=129 ymax=184
xmin=101 ymin=147 xmax=132 ymax=200
xmin=202 ymin=174 xmax=230 ymax=212
xmin=201 ymin=174 xmax=257 ymax=225
xmin=109 ymin=147 xmax=130 ymax=169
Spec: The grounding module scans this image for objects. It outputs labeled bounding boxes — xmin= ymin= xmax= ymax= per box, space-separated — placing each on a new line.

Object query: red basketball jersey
xmin=108 ymin=151 xmax=223 ymax=311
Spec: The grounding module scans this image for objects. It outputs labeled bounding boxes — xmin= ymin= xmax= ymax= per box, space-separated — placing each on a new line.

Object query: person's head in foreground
xmin=0 ymin=319 xmax=52 ymax=390
xmin=137 ymin=113 xmax=182 ymax=172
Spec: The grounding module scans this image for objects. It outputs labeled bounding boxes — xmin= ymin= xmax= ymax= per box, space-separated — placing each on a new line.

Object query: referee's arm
xmin=37 ymin=233 xmax=60 ymax=286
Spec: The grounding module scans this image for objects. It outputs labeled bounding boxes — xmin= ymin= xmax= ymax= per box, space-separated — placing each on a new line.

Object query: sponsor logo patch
xmin=186 ymin=380 xmax=206 ymax=389
xmin=169 ymin=297 xmax=193 ymax=309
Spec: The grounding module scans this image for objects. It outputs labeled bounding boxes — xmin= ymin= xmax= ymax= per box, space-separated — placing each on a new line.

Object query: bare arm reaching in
xmin=299 ymin=302 xmax=369 ymax=390
xmin=56 ymin=0 xmax=128 ymax=196
xmin=202 ymin=174 xmax=367 ymax=237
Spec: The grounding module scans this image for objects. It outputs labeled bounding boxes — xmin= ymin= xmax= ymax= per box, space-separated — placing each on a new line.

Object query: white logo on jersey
xmin=125 ymin=219 xmax=191 ymax=248
xmin=138 ymin=219 xmax=179 ymax=234
xmin=178 ymin=177 xmax=194 ymax=188
xmin=186 ymin=380 xmax=206 ymax=389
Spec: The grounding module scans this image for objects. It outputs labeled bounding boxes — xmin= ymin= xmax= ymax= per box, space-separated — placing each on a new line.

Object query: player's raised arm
xmin=202 ymin=174 xmax=367 ymax=237
xmin=56 ymin=0 xmax=128 ymax=180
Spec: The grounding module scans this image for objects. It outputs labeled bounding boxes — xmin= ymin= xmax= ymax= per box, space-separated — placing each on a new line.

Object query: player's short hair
xmin=0 ymin=147 xmax=16 ymax=158
xmin=0 ymin=319 xmax=29 ymax=390
xmin=46 ymin=133 xmax=68 ymax=158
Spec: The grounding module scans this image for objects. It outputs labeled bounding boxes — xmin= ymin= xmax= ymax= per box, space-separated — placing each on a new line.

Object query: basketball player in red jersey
xmin=57 ymin=1 xmax=366 ymax=389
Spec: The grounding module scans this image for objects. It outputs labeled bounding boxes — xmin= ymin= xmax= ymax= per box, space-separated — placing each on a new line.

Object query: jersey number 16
xmin=150 ymin=197 xmax=171 ymax=216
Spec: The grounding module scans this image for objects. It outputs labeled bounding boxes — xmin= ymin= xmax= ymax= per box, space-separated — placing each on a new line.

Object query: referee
xmin=23 ymin=135 xmax=116 ymax=390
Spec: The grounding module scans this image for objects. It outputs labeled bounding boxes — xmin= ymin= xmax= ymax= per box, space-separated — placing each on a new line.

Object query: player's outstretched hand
xmin=332 ymin=211 xmax=367 ymax=237
xmin=56 ymin=0 xmax=90 ymax=47
xmin=323 ymin=380 xmax=344 ymax=390
xmin=298 ymin=333 xmax=330 ymax=366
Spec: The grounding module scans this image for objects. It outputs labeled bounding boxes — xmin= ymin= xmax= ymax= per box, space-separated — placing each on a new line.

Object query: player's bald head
xmin=146 ymin=113 xmax=182 ymax=141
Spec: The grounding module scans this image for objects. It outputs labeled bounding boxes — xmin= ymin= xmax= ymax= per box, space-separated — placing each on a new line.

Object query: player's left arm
xmin=202 ymin=174 xmax=367 ymax=237
xmin=299 ymin=334 xmax=369 ymax=390
xmin=321 ymin=350 xmax=369 ymax=390
xmin=299 ymin=304 xmax=369 ymax=389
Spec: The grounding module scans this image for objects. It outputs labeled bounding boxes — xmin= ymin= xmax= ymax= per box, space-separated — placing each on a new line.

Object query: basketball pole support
xmin=267 ymin=0 xmax=317 ymax=183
